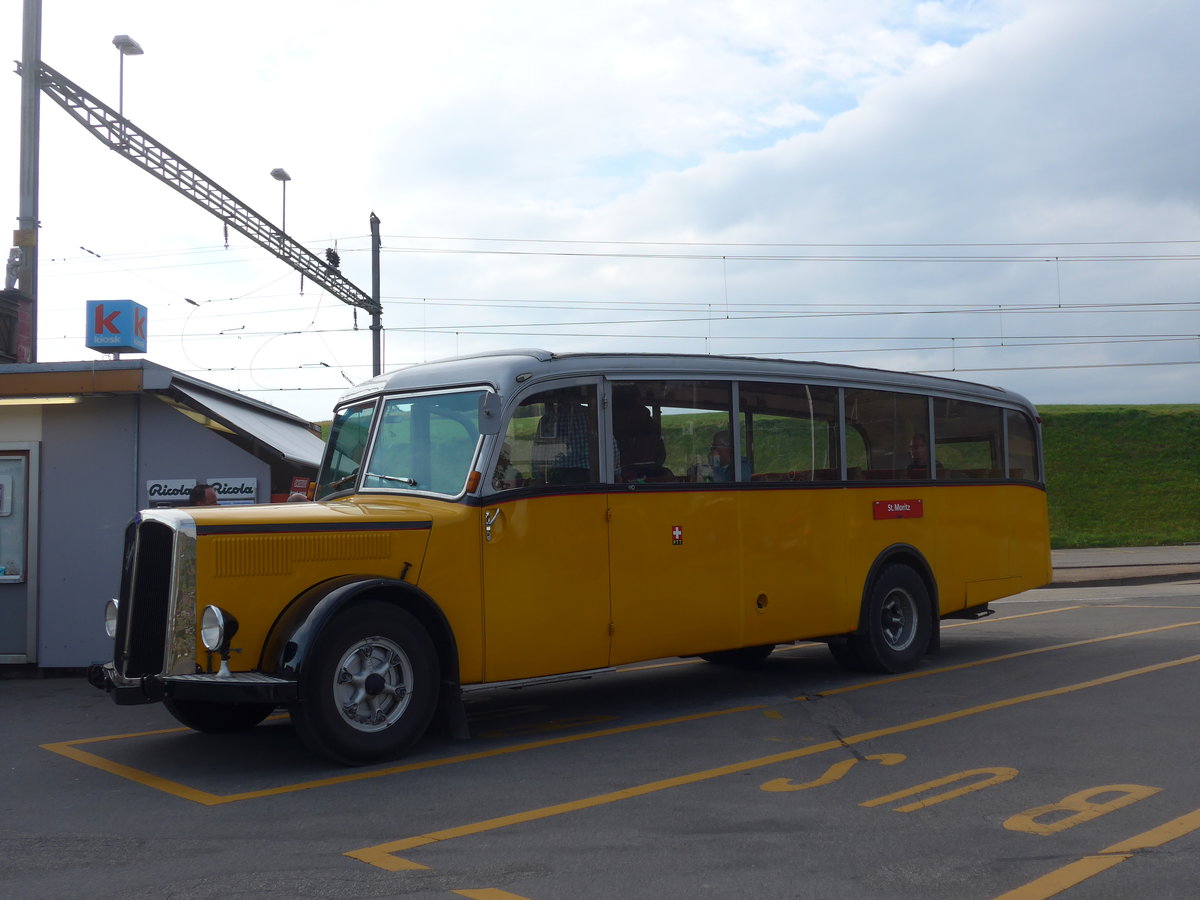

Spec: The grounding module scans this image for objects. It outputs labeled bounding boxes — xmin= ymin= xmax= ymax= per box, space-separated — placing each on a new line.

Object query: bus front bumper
xmin=88 ymin=662 xmax=298 ymax=706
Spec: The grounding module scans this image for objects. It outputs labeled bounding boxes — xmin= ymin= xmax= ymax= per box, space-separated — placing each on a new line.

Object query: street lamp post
xmin=112 ymin=34 xmax=143 ymax=120
xmin=270 ymin=168 xmax=291 ymax=235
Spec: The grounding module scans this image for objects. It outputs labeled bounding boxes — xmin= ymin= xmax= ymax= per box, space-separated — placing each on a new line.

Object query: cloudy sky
xmin=3 ymin=0 xmax=1198 ymax=420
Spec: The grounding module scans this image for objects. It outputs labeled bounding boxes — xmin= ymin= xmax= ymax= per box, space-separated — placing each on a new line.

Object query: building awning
xmin=0 ymin=359 xmax=327 ymax=470
xmin=169 ymin=382 xmax=325 ymax=468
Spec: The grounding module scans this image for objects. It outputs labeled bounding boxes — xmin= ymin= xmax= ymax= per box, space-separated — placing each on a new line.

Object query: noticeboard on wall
xmin=0 ymin=458 xmax=26 ymax=581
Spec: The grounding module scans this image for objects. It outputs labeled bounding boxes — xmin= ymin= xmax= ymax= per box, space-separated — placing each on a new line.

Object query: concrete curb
xmin=1050 ymin=546 xmax=1200 ymax=588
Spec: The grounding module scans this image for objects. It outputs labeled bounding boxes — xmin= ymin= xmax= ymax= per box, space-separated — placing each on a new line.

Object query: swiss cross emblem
xmin=671 ymin=525 xmax=683 ymax=545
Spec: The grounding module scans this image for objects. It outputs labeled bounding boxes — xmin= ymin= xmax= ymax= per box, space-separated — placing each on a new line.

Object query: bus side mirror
xmin=478 ymin=391 xmax=502 ymax=435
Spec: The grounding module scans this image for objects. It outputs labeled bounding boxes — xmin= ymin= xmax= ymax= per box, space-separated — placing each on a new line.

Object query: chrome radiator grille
xmin=112 ymin=513 xmax=196 ymax=678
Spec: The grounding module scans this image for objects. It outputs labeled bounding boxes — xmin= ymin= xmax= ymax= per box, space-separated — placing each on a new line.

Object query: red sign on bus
xmin=873 ymin=499 xmax=924 ymax=519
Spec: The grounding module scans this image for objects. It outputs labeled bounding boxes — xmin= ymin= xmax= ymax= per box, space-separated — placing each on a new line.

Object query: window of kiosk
xmin=0 ymin=455 xmax=27 ymax=582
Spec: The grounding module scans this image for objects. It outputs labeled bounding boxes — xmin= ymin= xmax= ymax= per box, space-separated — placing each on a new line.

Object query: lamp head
xmin=113 ymin=35 xmax=144 ymax=56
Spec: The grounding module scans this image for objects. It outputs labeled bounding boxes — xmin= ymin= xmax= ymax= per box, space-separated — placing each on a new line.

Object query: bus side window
xmin=934 ymin=399 xmax=1003 ymax=478
xmin=844 ymin=388 xmax=927 ymax=480
xmin=738 ymin=382 xmax=839 ymax=481
xmin=495 ymin=384 xmax=600 ymax=490
xmin=1006 ymin=409 xmax=1039 ymax=481
xmin=610 ymin=380 xmax=734 ymax=484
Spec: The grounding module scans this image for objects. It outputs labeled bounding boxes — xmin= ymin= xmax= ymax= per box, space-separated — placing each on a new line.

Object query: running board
xmin=944 ymin=603 xmax=995 ymax=620
xmin=461 ymin=667 xmax=616 ymax=694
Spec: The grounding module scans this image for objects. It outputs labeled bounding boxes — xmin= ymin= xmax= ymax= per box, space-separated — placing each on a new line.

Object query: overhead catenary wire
xmin=31 ymin=228 xmax=1200 ymax=404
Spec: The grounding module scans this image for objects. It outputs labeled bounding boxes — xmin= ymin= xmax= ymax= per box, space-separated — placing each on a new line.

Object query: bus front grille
xmin=114 ymin=519 xmax=177 ymax=679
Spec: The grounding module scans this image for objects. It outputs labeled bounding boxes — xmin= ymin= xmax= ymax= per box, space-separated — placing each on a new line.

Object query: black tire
xmin=845 ymin=564 xmax=931 ymax=674
xmin=826 ymin=637 xmax=866 ymax=671
xmin=699 ymin=644 xmax=775 ymax=666
xmin=290 ymin=602 xmax=439 ymax=766
xmin=163 ymin=698 xmax=275 ymax=733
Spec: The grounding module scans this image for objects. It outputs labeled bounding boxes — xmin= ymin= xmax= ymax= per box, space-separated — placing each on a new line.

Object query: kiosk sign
xmin=86 ymin=299 xmax=147 ymax=354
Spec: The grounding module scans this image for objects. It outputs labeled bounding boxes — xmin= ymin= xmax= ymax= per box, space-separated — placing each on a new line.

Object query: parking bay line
xmin=816 ymin=618 xmax=1200 ymax=698
xmin=40 ymin=618 xmax=1200 ymax=805
xmin=345 ymin=652 xmax=1200 ymax=872
xmin=39 ymin=705 xmax=768 ymax=806
xmin=995 ymin=807 xmax=1200 ymax=900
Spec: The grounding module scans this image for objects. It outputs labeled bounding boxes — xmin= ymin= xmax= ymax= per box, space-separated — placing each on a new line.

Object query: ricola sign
xmin=85 ymin=299 xmax=147 ymax=354
xmin=145 ymin=477 xmax=258 ymax=506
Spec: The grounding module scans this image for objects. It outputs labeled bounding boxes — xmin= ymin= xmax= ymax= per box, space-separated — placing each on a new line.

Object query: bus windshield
xmin=316 ymin=402 xmax=376 ymax=498
xmin=317 ymin=390 xmax=486 ymax=498
xmin=358 ymin=389 xmax=485 ymax=497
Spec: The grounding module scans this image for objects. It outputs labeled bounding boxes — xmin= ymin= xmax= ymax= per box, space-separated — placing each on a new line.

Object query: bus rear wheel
xmin=845 ymin=564 xmax=931 ymax=674
xmin=290 ymin=602 xmax=439 ymax=766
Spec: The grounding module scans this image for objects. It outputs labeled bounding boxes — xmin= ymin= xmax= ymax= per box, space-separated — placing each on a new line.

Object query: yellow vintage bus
xmin=90 ymin=350 xmax=1050 ymax=764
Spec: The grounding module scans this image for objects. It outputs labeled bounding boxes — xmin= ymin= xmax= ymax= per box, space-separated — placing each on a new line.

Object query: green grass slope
xmin=1040 ymin=405 xmax=1200 ymax=548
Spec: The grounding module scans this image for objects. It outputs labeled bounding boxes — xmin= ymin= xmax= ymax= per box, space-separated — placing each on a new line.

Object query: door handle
xmin=485 ymin=508 xmax=501 ymax=542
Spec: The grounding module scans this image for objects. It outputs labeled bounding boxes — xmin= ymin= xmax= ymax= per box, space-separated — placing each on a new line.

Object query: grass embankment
xmin=1041 ymin=405 xmax=1200 ymax=548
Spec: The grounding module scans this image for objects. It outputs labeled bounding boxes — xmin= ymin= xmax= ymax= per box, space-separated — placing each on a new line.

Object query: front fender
xmin=260 ymin=575 xmax=456 ymax=680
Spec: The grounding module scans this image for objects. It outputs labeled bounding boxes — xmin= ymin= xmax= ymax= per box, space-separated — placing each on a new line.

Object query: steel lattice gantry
xmin=24 ymin=59 xmax=381 ymax=318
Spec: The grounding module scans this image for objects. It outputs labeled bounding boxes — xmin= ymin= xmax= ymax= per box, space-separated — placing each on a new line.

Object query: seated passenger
xmin=708 ymin=430 xmax=751 ymax=482
xmin=906 ymin=433 xmax=943 ymax=478
xmin=614 ymin=402 xmax=671 ymax=482
xmin=531 ymin=403 xmax=596 ymax=484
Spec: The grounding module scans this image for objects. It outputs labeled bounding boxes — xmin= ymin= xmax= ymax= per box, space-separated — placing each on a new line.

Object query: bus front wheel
xmin=845 ymin=565 xmax=931 ymax=674
xmin=291 ymin=602 xmax=439 ymax=766
xmin=163 ymin=698 xmax=275 ymax=733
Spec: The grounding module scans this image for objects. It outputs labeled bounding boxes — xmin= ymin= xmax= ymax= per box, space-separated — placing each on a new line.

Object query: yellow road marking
xmin=815 ymin=618 xmax=1200 ymax=698
xmin=944 ymin=605 xmax=1085 ymax=627
xmin=42 ymin=618 xmax=1200 ymax=804
xmin=40 ymin=705 xmax=765 ymax=806
xmin=452 ymin=890 xmax=534 ymax=899
xmin=994 ymin=807 xmax=1200 ymax=899
xmin=1106 ymin=604 xmax=1200 ymax=610
xmin=861 ymin=767 xmax=1019 ymax=813
xmin=346 ymin=653 xmax=1200 ymax=871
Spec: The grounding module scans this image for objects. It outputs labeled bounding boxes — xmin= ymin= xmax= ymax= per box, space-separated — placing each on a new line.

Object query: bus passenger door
xmin=480 ymin=381 xmax=612 ymax=682
xmin=606 ymin=490 xmax=742 ymax=664
xmin=606 ymin=379 xmax=743 ymax=664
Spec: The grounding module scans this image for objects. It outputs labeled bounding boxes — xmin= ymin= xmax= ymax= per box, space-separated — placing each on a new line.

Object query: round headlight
xmin=200 ymin=605 xmax=229 ymax=652
xmin=104 ymin=599 xmax=119 ymax=639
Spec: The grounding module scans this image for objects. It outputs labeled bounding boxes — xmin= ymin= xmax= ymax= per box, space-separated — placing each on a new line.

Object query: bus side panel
xmin=838 ymin=483 xmax=1049 ymax=618
xmin=927 ymin=483 xmax=1051 ymax=612
xmin=1004 ymin=484 xmax=1052 ymax=592
xmin=480 ymin=493 xmax=612 ymax=682
xmin=608 ymin=489 xmax=742 ymax=664
xmin=737 ymin=486 xmax=853 ymax=646
xmin=413 ymin=503 xmax=486 ymax=684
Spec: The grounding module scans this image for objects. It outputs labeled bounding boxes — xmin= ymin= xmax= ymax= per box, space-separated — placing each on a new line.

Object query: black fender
xmin=261 ymin=575 xmax=469 ymax=738
xmin=857 ymin=543 xmax=941 ymax=655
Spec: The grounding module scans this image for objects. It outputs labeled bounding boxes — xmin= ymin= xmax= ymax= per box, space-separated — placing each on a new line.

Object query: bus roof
xmin=337 ymin=349 xmax=1036 ymax=413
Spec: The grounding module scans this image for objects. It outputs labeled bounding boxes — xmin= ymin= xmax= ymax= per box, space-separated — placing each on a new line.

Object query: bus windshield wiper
xmin=366 ymin=472 xmax=418 ymax=486
xmin=325 ymin=469 xmax=360 ymax=491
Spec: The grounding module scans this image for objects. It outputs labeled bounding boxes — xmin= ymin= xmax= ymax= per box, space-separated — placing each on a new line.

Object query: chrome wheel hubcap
xmin=880 ymin=589 xmax=918 ymax=651
xmin=332 ymin=636 xmax=413 ymax=732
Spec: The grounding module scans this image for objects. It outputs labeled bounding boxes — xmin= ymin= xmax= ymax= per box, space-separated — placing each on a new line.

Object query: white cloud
xmin=2 ymin=0 xmax=1197 ymax=419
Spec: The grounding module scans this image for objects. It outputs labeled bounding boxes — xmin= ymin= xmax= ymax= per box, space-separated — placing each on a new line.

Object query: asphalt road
xmin=2 ymin=555 xmax=1199 ymax=899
